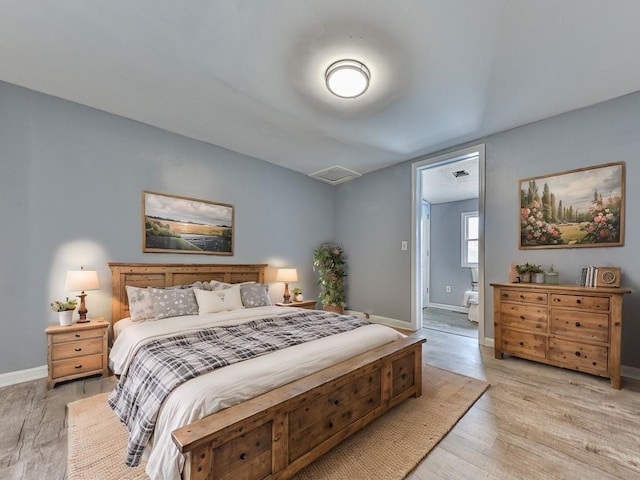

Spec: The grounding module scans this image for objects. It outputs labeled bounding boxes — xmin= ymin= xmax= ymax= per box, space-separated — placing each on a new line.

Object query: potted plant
xmin=529 ymin=264 xmax=545 ymax=283
xmin=313 ymin=243 xmax=346 ymax=314
xmin=50 ymin=297 xmax=77 ymax=326
xmin=515 ymin=264 xmax=531 ymax=283
xmin=292 ymin=287 xmax=303 ymax=302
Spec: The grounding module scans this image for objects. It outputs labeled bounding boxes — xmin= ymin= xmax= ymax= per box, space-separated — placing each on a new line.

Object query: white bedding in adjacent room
xmin=109 ymin=306 xmax=405 ymax=480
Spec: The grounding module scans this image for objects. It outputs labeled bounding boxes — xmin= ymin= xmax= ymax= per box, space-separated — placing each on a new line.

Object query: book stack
xmin=581 ymin=266 xmax=598 ymax=287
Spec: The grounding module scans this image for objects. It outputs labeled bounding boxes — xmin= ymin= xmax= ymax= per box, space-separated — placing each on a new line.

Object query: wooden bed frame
xmin=108 ymin=263 xmax=425 ymax=480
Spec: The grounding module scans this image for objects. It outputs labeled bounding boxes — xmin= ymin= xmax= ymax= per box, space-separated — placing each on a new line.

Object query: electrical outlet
xmin=401 ymin=240 xmax=408 ymax=251
xmin=445 ymin=285 xmax=452 ymax=293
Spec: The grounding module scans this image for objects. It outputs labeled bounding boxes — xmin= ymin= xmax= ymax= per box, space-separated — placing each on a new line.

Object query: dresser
xmin=45 ymin=318 xmax=109 ymax=389
xmin=491 ymin=283 xmax=630 ymax=389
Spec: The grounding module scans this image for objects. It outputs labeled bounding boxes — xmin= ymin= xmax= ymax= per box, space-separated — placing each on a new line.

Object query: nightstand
xmin=45 ymin=318 xmax=109 ymax=389
xmin=275 ymin=300 xmax=317 ymax=310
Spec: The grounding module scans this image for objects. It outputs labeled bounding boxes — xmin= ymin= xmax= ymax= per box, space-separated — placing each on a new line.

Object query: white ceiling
xmin=2 ymin=1 xmax=639 ymax=182
xmin=422 ymin=155 xmax=479 ymax=205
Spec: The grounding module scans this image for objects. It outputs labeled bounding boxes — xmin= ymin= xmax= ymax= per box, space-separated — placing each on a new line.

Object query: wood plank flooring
xmin=1 ymin=328 xmax=638 ymax=480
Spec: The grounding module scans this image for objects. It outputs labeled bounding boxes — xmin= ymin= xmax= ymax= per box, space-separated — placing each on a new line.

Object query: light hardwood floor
xmin=1 ymin=329 xmax=639 ymax=480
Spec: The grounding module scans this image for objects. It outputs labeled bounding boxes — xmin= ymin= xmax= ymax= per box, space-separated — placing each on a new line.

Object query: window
xmin=461 ymin=211 xmax=478 ymax=267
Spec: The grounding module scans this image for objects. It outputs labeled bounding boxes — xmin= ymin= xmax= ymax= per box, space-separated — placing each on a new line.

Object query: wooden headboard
xmin=108 ymin=263 xmax=267 ymax=325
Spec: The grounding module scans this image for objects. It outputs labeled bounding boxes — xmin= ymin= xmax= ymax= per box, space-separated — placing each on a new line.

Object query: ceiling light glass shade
xmin=325 ymin=59 xmax=370 ymax=98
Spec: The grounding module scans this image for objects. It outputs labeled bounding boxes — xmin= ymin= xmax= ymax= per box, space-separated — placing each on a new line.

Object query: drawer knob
xmin=239 ymin=453 xmax=247 ymax=460
xmin=575 ymin=322 xmax=581 ymax=327
xmin=575 ymin=351 xmax=581 ymax=357
xmin=519 ymin=295 xmax=525 ymax=299
xmin=74 ymin=348 xmax=82 ymax=352
xmin=519 ymin=341 xmax=524 ymax=347
xmin=576 ymin=299 xmax=582 ymax=304
xmin=537 ymin=296 xmax=544 ymax=301
xmin=75 ymin=334 xmax=81 ymax=338
xmin=75 ymin=364 xmax=83 ymax=369
xmin=519 ymin=315 xmax=525 ymax=320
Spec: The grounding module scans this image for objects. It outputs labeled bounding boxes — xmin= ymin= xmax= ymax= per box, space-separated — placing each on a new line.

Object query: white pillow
xmin=194 ymin=285 xmax=244 ymax=314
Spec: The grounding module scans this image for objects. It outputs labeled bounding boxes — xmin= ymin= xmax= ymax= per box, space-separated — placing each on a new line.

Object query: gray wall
xmin=429 ymin=199 xmax=478 ymax=307
xmin=336 ymin=91 xmax=640 ymax=368
xmin=0 ymin=81 xmax=335 ymax=375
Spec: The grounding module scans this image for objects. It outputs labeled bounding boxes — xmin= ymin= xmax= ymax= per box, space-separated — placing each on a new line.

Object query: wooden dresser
xmin=45 ymin=318 xmax=109 ymax=389
xmin=491 ymin=283 xmax=630 ymax=389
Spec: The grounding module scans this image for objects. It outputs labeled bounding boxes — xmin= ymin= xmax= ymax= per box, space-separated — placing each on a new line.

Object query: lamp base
xmin=77 ymin=292 xmax=89 ymax=323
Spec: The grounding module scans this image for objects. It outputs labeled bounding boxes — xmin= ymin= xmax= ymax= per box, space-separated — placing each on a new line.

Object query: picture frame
xmin=519 ymin=162 xmax=624 ymax=249
xmin=142 ymin=191 xmax=234 ymax=255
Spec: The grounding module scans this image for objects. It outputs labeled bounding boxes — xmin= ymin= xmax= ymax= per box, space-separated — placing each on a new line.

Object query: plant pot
xmin=324 ymin=304 xmax=344 ymax=314
xmin=521 ymin=273 xmax=531 ymax=283
xmin=58 ymin=310 xmax=74 ymax=326
xmin=295 ymin=294 xmax=304 ymax=302
xmin=534 ymin=273 xmax=546 ymax=283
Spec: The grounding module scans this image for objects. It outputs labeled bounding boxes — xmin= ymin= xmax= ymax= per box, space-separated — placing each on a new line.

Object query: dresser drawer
xmin=501 ymin=329 xmax=546 ymax=360
xmin=550 ymin=294 xmax=609 ymax=311
xmin=51 ymin=328 xmax=104 ymax=344
xmin=548 ymin=338 xmax=608 ymax=375
xmin=51 ymin=337 xmax=104 ymax=361
xmin=550 ymin=310 xmax=609 ymax=343
xmin=499 ymin=290 xmax=548 ymax=305
xmin=500 ymin=303 xmax=547 ymax=331
xmin=51 ymin=354 xmax=104 ymax=379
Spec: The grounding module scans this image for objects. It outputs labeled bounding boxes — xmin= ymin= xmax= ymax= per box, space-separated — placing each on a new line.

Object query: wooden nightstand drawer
xmin=51 ymin=337 xmax=104 ymax=361
xmin=51 ymin=328 xmax=104 ymax=344
xmin=51 ymin=354 xmax=104 ymax=378
xmin=550 ymin=294 xmax=610 ymax=311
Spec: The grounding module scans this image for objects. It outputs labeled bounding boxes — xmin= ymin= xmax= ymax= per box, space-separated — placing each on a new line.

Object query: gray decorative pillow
xmin=164 ymin=281 xmax=204 ymax=291
xmin=126 ymin=286 xmax=155 ymax=321
xmin=148 ymin=287 xmax=199 ymax=319
xmin=206 ymin=280 xmax=232 ymax=291
xmin=240 ymin=283 xmax=272 ymax=308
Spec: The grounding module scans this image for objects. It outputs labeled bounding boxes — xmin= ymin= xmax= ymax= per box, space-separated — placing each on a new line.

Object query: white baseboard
xmin=345 ymin=310 xmax=414 ymax=331
xmin=622 ymin=364 xmax=640 ymax=381
xmin=483 ymin=337 xmax=495 ymax=348
xmin=427 ymin=302 xmax=468 ymax=314
xmin=0 ymin=365 xmax=47 ymax=388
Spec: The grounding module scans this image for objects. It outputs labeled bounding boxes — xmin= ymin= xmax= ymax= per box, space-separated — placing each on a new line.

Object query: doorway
xmin=410 ymin=144 xmax=486 ymax=345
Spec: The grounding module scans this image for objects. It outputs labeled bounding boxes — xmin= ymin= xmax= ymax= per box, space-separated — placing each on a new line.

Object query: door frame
xmin=410 ymin=144 xmax=486 ymax=346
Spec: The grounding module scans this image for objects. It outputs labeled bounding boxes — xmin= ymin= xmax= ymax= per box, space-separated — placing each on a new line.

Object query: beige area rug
xmin=67 ymin=365 xmax=489 ymax=480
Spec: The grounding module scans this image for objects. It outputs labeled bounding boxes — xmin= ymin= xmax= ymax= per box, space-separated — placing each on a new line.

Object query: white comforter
xmin=109 ymin=306 xmax=404 ymax=480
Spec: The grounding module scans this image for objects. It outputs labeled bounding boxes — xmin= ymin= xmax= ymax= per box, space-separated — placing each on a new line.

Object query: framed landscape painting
xmin=519 ymin=162 xmax=625 ymax=249
xmin=143 ymin=191 xmax=234 ymax=255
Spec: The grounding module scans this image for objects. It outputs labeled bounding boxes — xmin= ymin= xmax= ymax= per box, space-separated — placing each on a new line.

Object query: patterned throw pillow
xmin=126 ymin=286 xmax=155 ymax=321
xmin=194 ymin=285 xmax=244 ymax=314
xmin=148 ymin=287 xmax=199 ymax=319
xmin=240 ymin=283 xmax=272 ymax=308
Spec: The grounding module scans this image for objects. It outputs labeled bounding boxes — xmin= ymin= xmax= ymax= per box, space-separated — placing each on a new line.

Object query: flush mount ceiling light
xmin=325 ymin=59 xmax=370 ymax=98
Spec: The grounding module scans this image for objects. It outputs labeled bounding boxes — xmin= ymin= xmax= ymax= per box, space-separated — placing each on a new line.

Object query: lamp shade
xmin=276 ymin=268 xmax=298 ymax=283
xmin=65 ymin=269 xmax=99 ymax=292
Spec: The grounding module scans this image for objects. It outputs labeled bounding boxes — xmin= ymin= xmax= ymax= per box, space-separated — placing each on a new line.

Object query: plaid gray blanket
xmin=108 ymin=310 xmax=369 ymax=467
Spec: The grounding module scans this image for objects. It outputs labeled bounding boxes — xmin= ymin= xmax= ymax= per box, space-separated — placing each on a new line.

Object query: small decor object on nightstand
xmin=50 ymin=297 xmax=77 ymax=326
xmin=65 ymin=267 xmax=99 ymax=323
xmin=292 ymin=287 xmax=303 ymax=302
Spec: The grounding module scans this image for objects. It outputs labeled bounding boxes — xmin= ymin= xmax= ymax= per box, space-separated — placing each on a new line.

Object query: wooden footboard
xmin=172 ymin=336 xmax=425 ymax=480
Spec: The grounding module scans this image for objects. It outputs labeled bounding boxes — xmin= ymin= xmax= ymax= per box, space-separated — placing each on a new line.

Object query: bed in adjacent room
xmin=107 ymin=263 xmax=425 ymax=480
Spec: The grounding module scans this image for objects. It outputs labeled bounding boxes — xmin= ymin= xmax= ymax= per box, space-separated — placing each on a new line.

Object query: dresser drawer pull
xmin=239 ymin=453 xmax=246 ymax=460
xmin=576 ymin=299 xmax=582 ymax=304
xmin=575 ymin=351 xmax=581 ymax=357
xmin=519 ymin=315 xmax=525 ymax=320
xmin=537 ymin=296 xmax=544 ymax=301
xmin=75 ymin=334 xmax=81 ymax=338
xmin=519 ymin=295 xmax=525 ymax=299
xmin=519 ymin=341 xmax=524 ymax=346
xmin=502 ymin=293 xmax=508 ymax=298
xmin=75 ymin=364 xmax=83 ymax=369
xmin=74 ymin=348 xmax=82 ymax=352
xmin=575 ymin=322 xmax=581 ymax=327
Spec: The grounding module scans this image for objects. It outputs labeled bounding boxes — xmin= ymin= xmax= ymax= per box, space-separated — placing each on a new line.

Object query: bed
xmin=108 ymin=262 xmax=425 ymax=480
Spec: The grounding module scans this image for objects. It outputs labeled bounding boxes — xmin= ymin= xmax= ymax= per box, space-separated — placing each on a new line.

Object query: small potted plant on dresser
xmin=516 ymin=264 xmax=531 ymax=283
xmin=313 ymin=242 xmax=346 ymax=314
xmin=529 ymin=264 xmax=545 ymax=283
xmin=50 ymin=297 xmax=77 ymax=326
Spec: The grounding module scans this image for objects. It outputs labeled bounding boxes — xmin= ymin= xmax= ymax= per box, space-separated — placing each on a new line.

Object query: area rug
xmin=67 ymin=365 xmax=489 ymax=480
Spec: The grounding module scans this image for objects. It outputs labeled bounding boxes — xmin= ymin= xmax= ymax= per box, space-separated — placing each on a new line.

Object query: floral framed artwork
xmin=519 ymin=162 xmax=625 ymax=249
xmin=143 ymin=191 xmax=234 ymax=255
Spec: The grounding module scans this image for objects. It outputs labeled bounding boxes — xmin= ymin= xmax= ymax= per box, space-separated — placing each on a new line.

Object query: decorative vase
xmin=295 ymin=294 xmax=304 ymax=302
xmin=534 ymin=273 xmax=546 ymax=283
xmin=58 ymin=310 xmax=74 ymax=326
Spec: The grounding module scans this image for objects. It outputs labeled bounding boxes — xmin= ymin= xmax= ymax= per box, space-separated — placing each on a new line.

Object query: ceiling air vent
xmin=452 ymin=170 xmax=469 ymax=178
xmin=309 ymin=165 xmax=362 ymax=185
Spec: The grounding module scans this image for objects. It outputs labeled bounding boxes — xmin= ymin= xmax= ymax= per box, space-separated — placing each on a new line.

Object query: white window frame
xmin=461 ymin=211 xmax=479 ymax=267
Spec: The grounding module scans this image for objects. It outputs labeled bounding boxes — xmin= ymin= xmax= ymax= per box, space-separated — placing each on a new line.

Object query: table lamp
xmin=276 ymin=268 xmax=298 ymax=304
xmin=65 ymin=267 xmax=99 ymax=323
